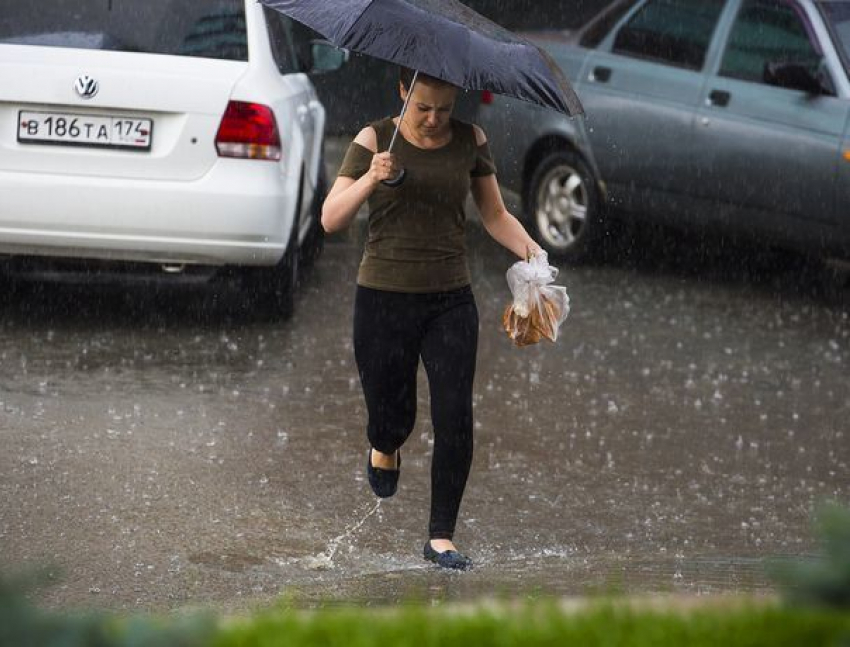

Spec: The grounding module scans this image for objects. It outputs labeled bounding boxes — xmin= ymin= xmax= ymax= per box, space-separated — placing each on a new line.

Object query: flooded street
xmin=1 ymin=159 xmax=849 ymax=612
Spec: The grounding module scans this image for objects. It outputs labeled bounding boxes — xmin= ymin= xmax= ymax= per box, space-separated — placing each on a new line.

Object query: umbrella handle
xmin=379 ymin=70 xmax=417 ymax=189
xmin=381 ymin=168 xmax=407 ymax=187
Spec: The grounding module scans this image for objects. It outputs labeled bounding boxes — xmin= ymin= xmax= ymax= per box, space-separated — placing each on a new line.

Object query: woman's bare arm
xmin=321 ymin=127 xmax=398 ymax=233
xmin=470 ymin=125 xmax=542 ymax=259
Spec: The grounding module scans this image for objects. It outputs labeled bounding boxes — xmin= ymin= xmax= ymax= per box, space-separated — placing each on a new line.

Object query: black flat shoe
xmin=423 ymin=541 xmax=473 ymax=571
xmin=366 ymin=449 xmax=400 ymax=498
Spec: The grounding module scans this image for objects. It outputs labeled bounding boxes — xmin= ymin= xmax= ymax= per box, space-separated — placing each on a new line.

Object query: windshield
xmin=817 ymin=1 xmax=850 ymax=74
xmin=0 ymin=0 xmax=248 ymax=61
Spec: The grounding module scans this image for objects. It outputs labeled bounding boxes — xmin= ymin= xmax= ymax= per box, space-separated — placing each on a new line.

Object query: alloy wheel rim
xmin=535 ymin=164 xmax=588 ymax=251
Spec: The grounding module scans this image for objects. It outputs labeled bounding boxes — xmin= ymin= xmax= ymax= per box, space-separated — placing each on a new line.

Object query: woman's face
xmin=400 ymin=80 xmax=458 ymax=138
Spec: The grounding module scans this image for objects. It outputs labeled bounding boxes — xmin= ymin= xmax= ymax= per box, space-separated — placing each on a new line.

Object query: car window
xmin=815 ymin=1 xmax=850 ymax=76
xmin=0 ymin=0 xmax=248 ymax=61
xmin=720 ymin=0 xmax=823 ymax=83
xmin=612 ymin=0 xmax=726 ymax=70
xmin=264 ymin=7 xmax=300 ymax=73
xmin=263 ymin=7 xmax=319 ymax=75
xmin=580 ymin=0 xmax=642 ymax=49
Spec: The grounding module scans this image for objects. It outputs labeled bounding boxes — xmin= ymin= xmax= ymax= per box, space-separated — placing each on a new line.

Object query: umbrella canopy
xmin=259 ymin=0 xmax=584 ymax=117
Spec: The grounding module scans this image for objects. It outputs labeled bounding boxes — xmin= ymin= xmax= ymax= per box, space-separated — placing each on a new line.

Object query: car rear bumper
xmin=0 ymin=160 xmax=295 ymax=267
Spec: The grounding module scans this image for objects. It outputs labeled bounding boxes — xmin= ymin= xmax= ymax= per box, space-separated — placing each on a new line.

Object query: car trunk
xmin=0 ymin=44 xmax=247 ymax=181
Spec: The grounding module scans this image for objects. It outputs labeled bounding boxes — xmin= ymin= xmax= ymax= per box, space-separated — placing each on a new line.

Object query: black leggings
xmin=353 ymin=285 xmax=478 ymax=540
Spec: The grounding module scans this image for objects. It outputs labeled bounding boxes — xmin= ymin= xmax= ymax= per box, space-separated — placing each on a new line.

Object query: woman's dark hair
xmin=399 ymin=66 xmax=455 ymax=90
xmin=399 ymin=66 xmax=417 ymax=90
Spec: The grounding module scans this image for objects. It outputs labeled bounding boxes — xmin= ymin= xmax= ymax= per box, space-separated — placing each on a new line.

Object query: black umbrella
xmin=260 ymin=0 xmax=584 ymax=184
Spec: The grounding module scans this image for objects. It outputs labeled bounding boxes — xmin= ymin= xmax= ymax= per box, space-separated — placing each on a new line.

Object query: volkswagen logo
xmin=74 ymin=75 xmax=99 ymax=99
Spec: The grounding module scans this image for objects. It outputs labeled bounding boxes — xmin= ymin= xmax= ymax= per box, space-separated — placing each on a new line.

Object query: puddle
xmin=301 ymin=500 xmax=384 ymax=571
xmin=0 ymin=219 xmax=847 ymax=611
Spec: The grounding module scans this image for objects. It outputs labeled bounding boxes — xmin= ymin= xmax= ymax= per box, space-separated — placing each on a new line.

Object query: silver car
xmin=478 ymin=0 xmax=850 ymax=263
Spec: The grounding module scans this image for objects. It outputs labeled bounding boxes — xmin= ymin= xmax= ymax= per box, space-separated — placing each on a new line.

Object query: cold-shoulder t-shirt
xmin=337 ymin=117 xmax=496 ymax=293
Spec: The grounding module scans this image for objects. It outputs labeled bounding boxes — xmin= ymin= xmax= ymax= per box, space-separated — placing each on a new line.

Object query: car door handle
xmin=590 ymin=66 xmax=612 ymax=83
xmin=707 ymin=89 xmax=731 ymax=107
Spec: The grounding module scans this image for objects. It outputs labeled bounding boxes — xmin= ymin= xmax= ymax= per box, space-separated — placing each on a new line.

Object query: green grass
xmin=215 ymin=602 xmax=850 ymax=647
xmin=3 ymin=570 xmax=849 ymax=647
xmin=0 ymin=569 xmax=215 ymax=647
xmin=770 ymin=502 xmax=850 ymax=609
xmin=5 ymin=501 xmax=850 ymax=646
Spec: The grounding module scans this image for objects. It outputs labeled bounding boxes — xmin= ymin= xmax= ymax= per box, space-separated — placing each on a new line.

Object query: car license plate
xmin=17 ymin=110 xmax=153 ymax=151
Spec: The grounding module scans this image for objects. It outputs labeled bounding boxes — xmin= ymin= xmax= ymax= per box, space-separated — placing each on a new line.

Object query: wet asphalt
xmin=1 ymin=142 xmax=849 ymax=613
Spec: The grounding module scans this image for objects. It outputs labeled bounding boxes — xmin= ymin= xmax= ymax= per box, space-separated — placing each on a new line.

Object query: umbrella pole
xmin=382 ymin=70 xmax=419 ymax=187
xmin=387 ymin=69 xmax=418 ymax=154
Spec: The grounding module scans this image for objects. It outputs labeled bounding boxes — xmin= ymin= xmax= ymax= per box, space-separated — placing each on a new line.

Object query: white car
xmin=0 ymin=0 xmax=343 ymax=315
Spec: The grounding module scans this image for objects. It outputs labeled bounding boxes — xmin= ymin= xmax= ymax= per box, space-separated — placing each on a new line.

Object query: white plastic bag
xmin=503 ymin=251 xmax=570 ymax=347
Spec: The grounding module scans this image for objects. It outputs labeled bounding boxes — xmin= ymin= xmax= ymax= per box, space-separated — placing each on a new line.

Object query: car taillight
xmin=480 ymin=90 xmax=494 ymax=105
xmin=215 ymin=101 xmax=281 ymax=161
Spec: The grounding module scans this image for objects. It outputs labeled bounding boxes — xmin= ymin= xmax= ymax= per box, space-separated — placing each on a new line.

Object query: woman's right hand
xmin=368 ymin=152 xmax=398 ymax=184
xmin=322 ymin=127 xmax=394 ymax=233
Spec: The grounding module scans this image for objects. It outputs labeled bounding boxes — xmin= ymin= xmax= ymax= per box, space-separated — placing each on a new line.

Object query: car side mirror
xmin=309 ymin=40 xmax=348 ymax=74
xmin=763 ymin=60 xmax=827 ymax=95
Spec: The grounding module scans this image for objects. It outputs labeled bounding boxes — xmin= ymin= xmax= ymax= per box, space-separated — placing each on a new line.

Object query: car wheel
xmin=526 ymin=150 xmax=602 ymax=263
xmin=243 ymin=211 xmax=299 ymax=320
xmin=271 ymin=223 xmax=299 ymax=318
xmin=300 ymin=162 xmax=327 ymax=268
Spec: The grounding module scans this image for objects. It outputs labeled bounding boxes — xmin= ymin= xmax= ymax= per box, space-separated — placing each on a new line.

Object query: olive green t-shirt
xmin=337 ymin=117 xmax=496 ymax=293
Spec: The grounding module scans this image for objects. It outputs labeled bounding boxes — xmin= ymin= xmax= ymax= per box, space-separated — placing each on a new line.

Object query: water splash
xmin=303 ymin=499 xmax=383 ymax=571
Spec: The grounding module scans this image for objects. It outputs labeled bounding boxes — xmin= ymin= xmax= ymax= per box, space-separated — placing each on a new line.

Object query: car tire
xmin=243 ymin=207 xmax=299 ymax=320
xmin=526 ymin=150 xmax=602 ymax=263
xmin=272 ymin=221 xmax=299 ymax=318
xmin=300 ymin=162 xmax=327 ymax=268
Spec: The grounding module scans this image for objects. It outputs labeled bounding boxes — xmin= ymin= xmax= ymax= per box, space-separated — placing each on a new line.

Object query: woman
xmin=322 ymin=68 xmax=543 ymax=571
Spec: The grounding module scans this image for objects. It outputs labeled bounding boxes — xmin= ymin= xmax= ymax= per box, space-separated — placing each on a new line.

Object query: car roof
xmin=515 ymin=0 xmax=633 ymax=48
